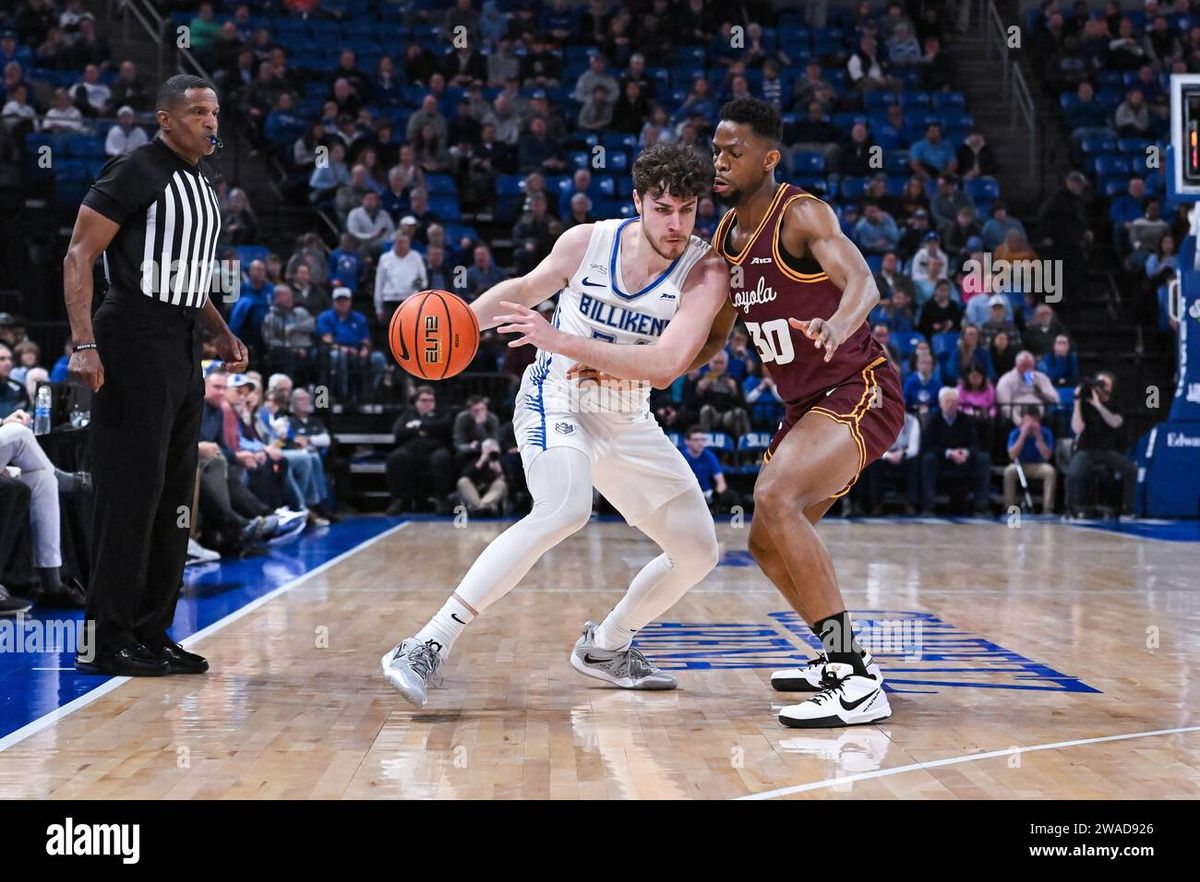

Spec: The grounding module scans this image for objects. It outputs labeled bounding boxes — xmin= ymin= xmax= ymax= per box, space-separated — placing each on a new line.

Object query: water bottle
xmin=34 ymin=384 xmax=51 ymax=436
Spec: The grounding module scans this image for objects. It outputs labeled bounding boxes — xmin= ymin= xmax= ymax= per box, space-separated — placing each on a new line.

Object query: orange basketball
xmin=388 ymin=290 xmax=479 ymax=380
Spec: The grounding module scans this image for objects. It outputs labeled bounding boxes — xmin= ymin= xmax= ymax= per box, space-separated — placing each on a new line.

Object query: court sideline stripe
xmin=0 ymin=520 xmax=411 ymax=755
xmin=737 ymin=725 xmax=1200 ymax=800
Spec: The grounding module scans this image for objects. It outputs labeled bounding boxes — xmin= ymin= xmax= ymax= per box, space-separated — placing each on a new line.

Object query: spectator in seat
xmin=453 ymin=395 xmax=501 ymax=471
xmin=949 ymin=323 xmax=996 ymax=383
xmin=386 ymin=385 xmax=454 ymax=514
xmin=1038 ymin=334 xmax=1079 ymax=388
xmin=940 ymin=205 xmax=982 ymax=265
xmin=847 ymin=34 xmax=897 ymax=93
xmin=0 ymin=408 xmax=85 ymax=606
xmin=290 ymin=262 xmax=329 ymax=317
xmin=743 ymin=366 xmax=785 ymax=429
xmin=578 ymin=83 xmax=614 ymax=131
xmin=996 ymin=349 xmax=1059 ymax=425
xmin=837 ymin=122 xmax=876 ymax=177
xmin=981 ymin=293 xmax=1022 ymax=348
xmin=71 ymin=63 xmax=110 ymax=116
xmin=1064 ymin=81 xmax=1110 ymax=131
xmin=695 ymin=350 xmax=751 ymax=440
xmin=681 ymin=426 xmax=737 ymax=513
xmin=994 ymin=228 xmax=1039 ymax=262
xmin=219 ymin=187 xmax=259 ymax=247
xmin=261 ymin=284 xmax=316 ymax=382
xmin=910 ymin=231 xmax=950 ymax=283
xmin=981 ymin=201 xmax=1026 ymax=251
xmin=855 ymin=202 xmax=901 ymax=254
xmin=309 ymin=140 xmax=350 ymax=212
xmin=871 ymin=322 xmax=903 ymax=369
xmin=956 ymin=130 xmax=998 ymax=179
xmin=1005 ymin=405 xmax=1056 ymax=513
xmin=1023 ymin=304 xmax=1068 ymax=358
xmin=463 ymin=243 xmax=506 ymax=302
xmin=346 ymin=191 xmax=395 ymax=252
xmin=910 ymin=122 xmax=957 ymax=179
xmin=316 ymin=287 xmax=386 ymax=399
xmin=875 ymin=251 xmax=916 ymax=302
xmin=104 ymin=105 xmax=147 ymax=156
xmin=1114 ymin=88 xmax=1151 ymax=137
xmin=904 ymin=351 xmax=941 ymax=420
xmin=957 ymin=364 xmax=997 ymax=422
xmin=920 ymin=386 xmax=992 ymax=515
xmin=228 ymin=259 xmax=274 ymax=357
xmin=374 ymin=232 xmax=427 ymax=322
xmin=990 ymin=328 xmax=1016 ymax=378
xmin=918 ymin=35 xmax=955 ymax=91
xmin=861 ymin=409 xmax=921 ymax=514
xmin=918 ymin=279 xmax=963 ymax=339
xmin=43 ymin=87 xmax=86 ymax=132
xmin=931 ymin=173 xmax=975 ymax=227
xmin=457 ymin=437 xmax=509 ymax=516
xmin=1065 ymin=371 xmax=1136 ymax=517
xmin=327 ymin=232 xmax=363 ymax=293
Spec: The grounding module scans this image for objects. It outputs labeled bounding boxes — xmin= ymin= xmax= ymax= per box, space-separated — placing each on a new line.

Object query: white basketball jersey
xmin=521 ymin=218 xmax=709 ymax=416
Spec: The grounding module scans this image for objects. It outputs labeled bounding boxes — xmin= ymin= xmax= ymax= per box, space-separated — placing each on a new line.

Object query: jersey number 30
xmin=745 ymin=319 xmax=796 ymax=365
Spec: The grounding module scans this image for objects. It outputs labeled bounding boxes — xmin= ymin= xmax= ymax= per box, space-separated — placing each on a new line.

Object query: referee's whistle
xmin=209 ymin=134 xmax=223 ymax=149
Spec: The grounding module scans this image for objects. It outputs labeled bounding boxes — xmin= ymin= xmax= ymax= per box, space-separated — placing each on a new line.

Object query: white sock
xmin=593 ymin=613 xmax=638 ymax=651
xmin=414 ymin=594 xmax=477 ymax=656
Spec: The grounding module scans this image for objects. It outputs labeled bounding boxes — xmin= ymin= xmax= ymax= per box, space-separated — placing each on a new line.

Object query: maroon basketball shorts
xmin=763 ymin=356 xmax=906 ymax=498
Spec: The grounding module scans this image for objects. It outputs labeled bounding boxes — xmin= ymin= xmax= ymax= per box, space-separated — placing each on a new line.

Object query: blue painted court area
xmin=1066 ymin=518 xmax=1200 ymax=542
xmin=0 ymin=516 xmax=403 ymax=746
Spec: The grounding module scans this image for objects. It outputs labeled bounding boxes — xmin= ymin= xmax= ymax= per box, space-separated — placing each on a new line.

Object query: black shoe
xmin=33 ymin=578 xmax=87 ymax=609
xmin=76 ymin=645 xmax=170 ymax=676
xmin=0 ymin=585 xmax=31 ymax=617
xmin=148 ymin=640 xmax=209 ymax=674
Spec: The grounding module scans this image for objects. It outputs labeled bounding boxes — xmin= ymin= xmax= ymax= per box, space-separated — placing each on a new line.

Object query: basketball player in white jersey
xmin=381 ymin=143 xmax=736 ymax=706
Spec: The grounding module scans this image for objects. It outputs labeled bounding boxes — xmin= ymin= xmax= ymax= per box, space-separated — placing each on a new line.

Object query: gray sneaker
xmin=380 ymin=639 xmax=443 ymax=707
xmin=569 ymin=622 xmax=676 ymax=690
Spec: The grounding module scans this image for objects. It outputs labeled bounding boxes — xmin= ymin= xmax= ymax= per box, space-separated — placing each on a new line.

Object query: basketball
xmin=388 ymin=289 xmax=479 ymax=380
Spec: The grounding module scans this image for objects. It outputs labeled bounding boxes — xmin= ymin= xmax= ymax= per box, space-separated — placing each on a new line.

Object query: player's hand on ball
xmin=789 ymin=317 xmax=842 ymax=363
xmin=495 ymin=301 xmax=560 ymax=350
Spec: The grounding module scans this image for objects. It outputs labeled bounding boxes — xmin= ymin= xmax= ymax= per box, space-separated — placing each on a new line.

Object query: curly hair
xmin=631 ymin=141 xmax=713 ymax=200
xmin=719 ymin=97 xmax=782 ymax=146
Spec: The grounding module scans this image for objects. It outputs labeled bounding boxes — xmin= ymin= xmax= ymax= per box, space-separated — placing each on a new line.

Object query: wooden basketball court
xmin=0 ymin=516 xmax=1196 ymax=800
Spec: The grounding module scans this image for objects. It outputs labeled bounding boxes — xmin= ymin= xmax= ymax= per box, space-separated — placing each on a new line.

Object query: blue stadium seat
xmin=791 ymin=150 xmax=825 ymax=174
xmin=931 ymin=331 xmax=959 ymax=361
xmin=424 ymin=173 xmax=457 ymax=195
xmin=891 ymin=331 xmax=924 ymax=357
xmin=899 ymin=91 xmax=930 ymax=110
xmin=1079 ymin=133 xmax=1117 ymax=154
xmin=428 ymin=196 xmax=461 ymax=221
xmin=235 ymin=245 xmax=270 ymax=268
xmin=864 ymin=91 xmax=896 ymax=110
xmin=793 ymin=175 xmax=828 ymax=195
xmin=606 ymin=151 xmax=629 ymax=173
xmin=932 ymin=91 xmax=966 ymax=110
xmin=65 ymin=134 xmax=105 ymax=159
xmin=496 ymin=174 xmax=523 ymax=196
xmin=963 ymin=176 xmax=1000 ymax=202
xmin=840 ymin=176 xmax=867 ymax=199
xmin=864 ymin=253 xmax=884 ymax=273
xmin=1093 ymin=155 xmax=1131 ymax=177
xmin=698 ymin=432 xmax=735 ymax=455
xmin=1101 ymin=177 xmax=1129 ymax=197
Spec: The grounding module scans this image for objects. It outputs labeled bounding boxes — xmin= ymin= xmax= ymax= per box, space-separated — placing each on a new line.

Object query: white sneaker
xmin=772 ymin=651 xmax=882 ymax=692
xmin=380 ymin=639 xmax=443 ymax=707
xmin=569 ymin=622 xmax=677 ymax=690
xmin=185 ymin=537 xmax=220 ymax=564
xmin=778 ymin=662 xmax=891 ymax=728
xmin=270 ymin=508 xmax=308 ymax=540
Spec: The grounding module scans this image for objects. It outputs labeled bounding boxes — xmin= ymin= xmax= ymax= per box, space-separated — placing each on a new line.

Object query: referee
xmin=63 ymin=75 xmax=249 ymax=676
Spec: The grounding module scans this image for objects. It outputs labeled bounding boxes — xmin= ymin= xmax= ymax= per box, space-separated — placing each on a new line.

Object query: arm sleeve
xmin=81 ymin=152 xmax=155 ymax=225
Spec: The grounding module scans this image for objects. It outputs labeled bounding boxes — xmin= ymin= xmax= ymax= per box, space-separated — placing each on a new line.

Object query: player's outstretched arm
xmin=494 ymin=253 xmax=730 ymax=388
xmin=782 ymin=197 xmax=881 ymax=363
xmin=470 ymin=223 xmax=593 ymax=331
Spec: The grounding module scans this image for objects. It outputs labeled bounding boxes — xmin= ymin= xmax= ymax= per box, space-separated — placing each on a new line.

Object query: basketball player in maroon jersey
xmin=705 ymin=98 xmax=904 ymax=726
xmin=496 ymin=99 xmax=902 ymax=727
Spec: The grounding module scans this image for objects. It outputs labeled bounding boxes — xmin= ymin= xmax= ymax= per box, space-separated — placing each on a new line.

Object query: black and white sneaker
xmin=772 ymin=650 xmax=882 ymax=692
xmin=778 ymin=662 xmax=891 ymax=728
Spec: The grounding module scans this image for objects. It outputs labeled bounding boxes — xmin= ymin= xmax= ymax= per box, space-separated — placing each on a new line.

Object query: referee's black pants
xmin=86 ymin=304 xmax=203 ymax=653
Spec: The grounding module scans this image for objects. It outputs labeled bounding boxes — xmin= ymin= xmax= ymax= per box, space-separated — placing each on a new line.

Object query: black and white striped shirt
xmin=83 ymin=137 xmax=223 ymax=315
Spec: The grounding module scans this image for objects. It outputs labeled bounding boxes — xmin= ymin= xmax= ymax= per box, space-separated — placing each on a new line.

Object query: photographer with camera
xmin=1065 ymin=371 xmax=1136 ymax=518
xmin=457 ymin=437 xmax=508 ymax=517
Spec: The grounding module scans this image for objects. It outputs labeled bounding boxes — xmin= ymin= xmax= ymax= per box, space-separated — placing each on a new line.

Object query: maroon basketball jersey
xmin=714 ymin=183 xmax=886 ymax=403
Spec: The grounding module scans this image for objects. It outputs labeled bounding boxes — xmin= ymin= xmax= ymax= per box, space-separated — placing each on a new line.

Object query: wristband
xmin=73 ymin=343 xmax=97 ymax=353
